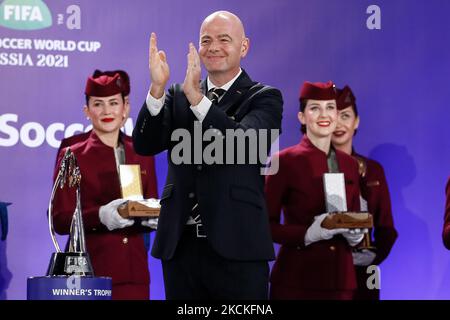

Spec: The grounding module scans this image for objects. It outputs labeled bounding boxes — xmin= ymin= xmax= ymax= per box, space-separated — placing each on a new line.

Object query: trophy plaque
xmin=321 ymin=173 xmax=373 ymax=229
xmin=117 ymin=164 xmax=160 ymax=218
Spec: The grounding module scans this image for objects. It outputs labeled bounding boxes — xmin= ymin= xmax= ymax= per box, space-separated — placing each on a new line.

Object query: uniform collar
xmin=299 ymin=134 xmax=334 ymax=156
xmin=88 ymin=130 xmax=125 ymax=149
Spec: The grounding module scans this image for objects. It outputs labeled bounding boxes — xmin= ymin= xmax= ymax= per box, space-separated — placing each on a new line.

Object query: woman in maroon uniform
xmin=331 ymin=85 xmax=398 ymax=300
xmin=265 ymin=81 xmax=366 ymax=300
xmin=52 ymin=70 xmax=158 ymax=299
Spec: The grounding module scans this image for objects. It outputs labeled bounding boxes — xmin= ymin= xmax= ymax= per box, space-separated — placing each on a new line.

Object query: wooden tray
xmin=321 ymin=212 xmax=373 ymax=229
xmin=118 ymin=199 xmax=160 ymax=218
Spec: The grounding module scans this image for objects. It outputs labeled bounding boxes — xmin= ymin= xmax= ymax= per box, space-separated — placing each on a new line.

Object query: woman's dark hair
xmin=299 ymin=99 xmax=307 ymax=133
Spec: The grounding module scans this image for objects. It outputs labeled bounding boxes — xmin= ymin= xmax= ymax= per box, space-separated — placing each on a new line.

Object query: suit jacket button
xmin=329 ymin=245 xmax=336 ymax=251
xmin=122 ymin=237 xmax=128 ymax=244
xmin=209 ymin=125 xmax=213 ymax=129
xmin=296 ymin=246 xmax=301 ymax=250
xmin=188 ymin=192 xmax=195 ymax=199
xmin=197 ymin=165 xmax=202 ymax=171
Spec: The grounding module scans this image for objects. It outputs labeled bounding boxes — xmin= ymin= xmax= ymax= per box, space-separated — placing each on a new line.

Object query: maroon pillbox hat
xmin=299 ymin=81 xmax=336 ymax=101
xmin=336 ymin=85 xmax=356 ymax=110
xmin=85 ymin=69 xmax=130 ymax=97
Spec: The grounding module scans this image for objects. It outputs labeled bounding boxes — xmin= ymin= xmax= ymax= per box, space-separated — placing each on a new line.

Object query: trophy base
xmin=321 ymin=212 xmax=373 ymax=229
xmin=118 ymin=199 xmax=160 ymax=218
xmin=47 ymin=252 xmax=94 ymax=276
xmin=27 ymin=276 xmax=112 ymax=300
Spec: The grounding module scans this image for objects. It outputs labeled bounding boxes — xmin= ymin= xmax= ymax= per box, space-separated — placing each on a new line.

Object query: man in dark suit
xmin=133 ymin=11 xmax=283 ymax=299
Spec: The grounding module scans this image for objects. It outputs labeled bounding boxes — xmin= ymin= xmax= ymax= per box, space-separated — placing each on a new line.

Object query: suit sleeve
xmin=265 ymin=155 xmax=309 ymax=247
xmin=132 ymin=85 xmax=175 ymax=156
xmin=371 ymin=163 xmax=398 ymax=265
xmin=443 ymin=178 xmax=450 ymax=249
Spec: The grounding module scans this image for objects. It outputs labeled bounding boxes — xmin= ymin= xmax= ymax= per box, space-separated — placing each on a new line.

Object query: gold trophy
xmin=117 ymin=164 xmax=160 ymax=218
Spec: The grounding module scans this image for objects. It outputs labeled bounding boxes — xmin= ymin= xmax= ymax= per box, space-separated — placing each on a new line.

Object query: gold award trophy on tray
xmin=117 ymin=164 xmax=160 ymax=219
xmin=321 ymin=173 xmax=373 ymax=230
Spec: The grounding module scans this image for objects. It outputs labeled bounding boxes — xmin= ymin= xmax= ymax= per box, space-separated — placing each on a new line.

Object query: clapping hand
xmin=183 ymin=43 xmax=203 ymax=106
xmin=149 ymin=32 xmax=170 ymax=99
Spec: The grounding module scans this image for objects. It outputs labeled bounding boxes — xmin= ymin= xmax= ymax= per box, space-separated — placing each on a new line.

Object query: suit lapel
xmin=218 ymin=70 xmax=255 ymax=114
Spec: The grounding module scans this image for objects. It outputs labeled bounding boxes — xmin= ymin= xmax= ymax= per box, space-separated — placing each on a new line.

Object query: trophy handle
xmin=48 ymin=171 xmax=63 ymax=253
xmin=48 ymin=148 xmax=81 ymax=253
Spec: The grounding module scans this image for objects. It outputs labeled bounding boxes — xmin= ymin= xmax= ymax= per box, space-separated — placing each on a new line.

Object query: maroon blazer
xmin=52 ymin=131 xmax=158 ymax=286
xmin=354 ymin=152 xmax=397 ymax=265
xmin=265 ymin=135 xmax=361 ymax=292
xmin=443 ymin=178 xmax=450 ymax=249
xmin=53 ymin=131 xmax=92 ymax=167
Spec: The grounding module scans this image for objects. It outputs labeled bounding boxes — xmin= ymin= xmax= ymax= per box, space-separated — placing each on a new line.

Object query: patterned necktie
xmin=207 ymin=88 xmax=226 ymax=105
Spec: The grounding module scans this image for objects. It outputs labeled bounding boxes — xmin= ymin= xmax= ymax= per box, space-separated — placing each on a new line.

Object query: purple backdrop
xmin=1 ymin=0 xmax=449 ymax=300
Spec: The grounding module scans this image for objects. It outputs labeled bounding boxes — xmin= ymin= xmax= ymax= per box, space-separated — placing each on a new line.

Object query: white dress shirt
xmin=145 ymin=68 xmax=242 ymax=123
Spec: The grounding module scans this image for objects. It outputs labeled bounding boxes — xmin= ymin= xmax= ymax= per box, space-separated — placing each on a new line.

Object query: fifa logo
xmin=65 ymin=256 xmax=89 ymax=274
xmin=0 ymin=0 xmax=81 ymax=30
xmin=0 ymin=0 xmax=52 ymax=30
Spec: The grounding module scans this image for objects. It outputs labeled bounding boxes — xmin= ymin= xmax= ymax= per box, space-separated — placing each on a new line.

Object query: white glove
xmin=99 ymin=199 xmax=135 ymax=231
xmin=304 ymin=213 xmax=349 ymax=246
xmin=141 ymin=217 xmax=158 ymax=230
xmin=352 ymin=249 xmax=377 ymax=266
xmin=342 ymin=228 xmax=368 ymax=247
